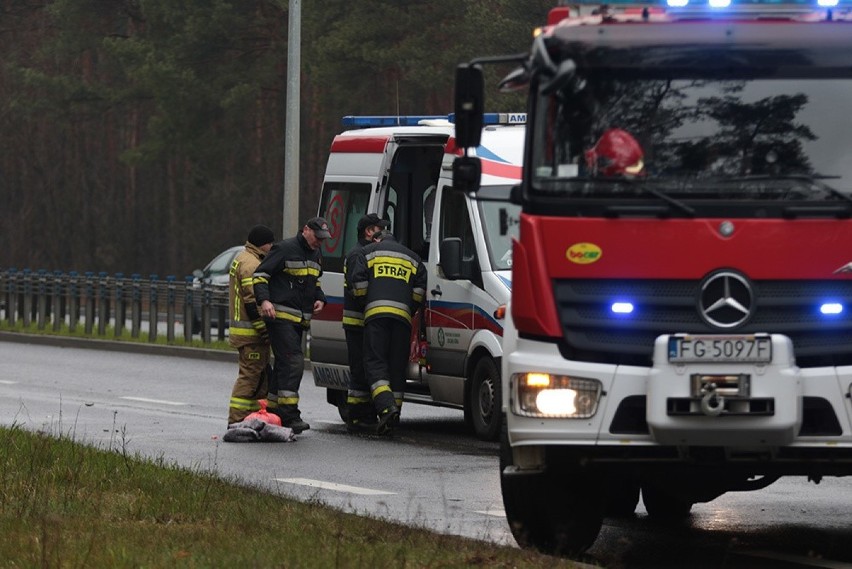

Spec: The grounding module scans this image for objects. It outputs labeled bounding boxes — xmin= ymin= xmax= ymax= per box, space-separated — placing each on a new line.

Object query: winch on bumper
xmin=647 ymin=333 xmax=802 ymax=446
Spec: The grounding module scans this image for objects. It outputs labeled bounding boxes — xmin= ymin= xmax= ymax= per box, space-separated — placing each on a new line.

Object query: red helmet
xmin=585 ymin=128 xmax=645 ymax=177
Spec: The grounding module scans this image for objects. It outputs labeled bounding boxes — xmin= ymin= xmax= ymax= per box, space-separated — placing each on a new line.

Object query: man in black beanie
xmin=342 ymin=213 xmax=389 ymax=432
xmin=227 ymin=224 xmax=276 ymax=425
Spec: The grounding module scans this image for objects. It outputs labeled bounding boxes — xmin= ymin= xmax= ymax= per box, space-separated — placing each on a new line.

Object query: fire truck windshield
xmin=530 ymin=73 xmax=852 ymax=214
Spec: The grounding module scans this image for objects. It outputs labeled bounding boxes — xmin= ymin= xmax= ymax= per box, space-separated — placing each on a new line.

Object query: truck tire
xmin=641 ymin=483 xmax=693 ymax=521
xmin=500 ymin=424 xmax=604 ymax=555
xmin=470 ymin=356 xmax=501 ymax=441
xmin=604 ymin=472 xmax=640 ymax=517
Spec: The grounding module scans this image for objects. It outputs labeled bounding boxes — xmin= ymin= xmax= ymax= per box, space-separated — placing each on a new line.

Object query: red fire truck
xmin=454 ymin=0 xmax=852 ymax=555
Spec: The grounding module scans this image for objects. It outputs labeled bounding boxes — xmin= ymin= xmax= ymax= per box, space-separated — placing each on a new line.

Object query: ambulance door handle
xmin=431 ymin=285 xmax=442 ymax=297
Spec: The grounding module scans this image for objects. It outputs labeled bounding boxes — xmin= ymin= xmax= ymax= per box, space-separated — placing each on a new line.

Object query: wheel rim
xmin=478 ymin=376 xmax=496 ymax=422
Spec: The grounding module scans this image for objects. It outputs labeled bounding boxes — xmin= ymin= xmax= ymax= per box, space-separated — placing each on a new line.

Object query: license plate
xmin=668 ymin=335 xmax=772 ymax=363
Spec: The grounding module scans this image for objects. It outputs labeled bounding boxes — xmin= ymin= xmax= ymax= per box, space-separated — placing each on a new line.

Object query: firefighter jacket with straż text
xmin=253 ymin=233 xmax=327 ymax=328
xmin=347 ymin=233 xmax=427 ymax=325
xmin=342 ymin=237 xmax=372 ymax=330
xmin=228 ymin=242 xmax=269 ymax=348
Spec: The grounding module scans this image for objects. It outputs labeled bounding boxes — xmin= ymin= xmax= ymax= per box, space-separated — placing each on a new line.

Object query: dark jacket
xmin=342 ymin=237 xmax=372 ymax=330
xmin=347 ymin=233 xmax=427 ymax=326
xmin=253 ymin=232 xmax=326 ymax=327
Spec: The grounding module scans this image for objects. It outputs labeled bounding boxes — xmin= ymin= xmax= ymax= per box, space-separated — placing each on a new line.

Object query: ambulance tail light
xmin=513 ymin=373 xmax=602 ymax=418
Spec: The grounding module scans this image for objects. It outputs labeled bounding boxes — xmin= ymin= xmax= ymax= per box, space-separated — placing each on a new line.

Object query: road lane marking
xmin=120 ymin=396 xmax=187 ymax=406
xmin=273 ymin=478 xmax=395 ymax=496
xmin=475 ymin=510 xmax=506 ymax=517
xmin=0 ymin=380 xmax=17 ymax=384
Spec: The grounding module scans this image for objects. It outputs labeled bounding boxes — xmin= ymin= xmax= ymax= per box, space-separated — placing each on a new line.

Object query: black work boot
xmin=345 ymin=418 xmax=375 ymax=434
xmin=376 ymin=405 xmax=400 ymax=436
xmin=282 ymin=417 xmax=310 ymax=434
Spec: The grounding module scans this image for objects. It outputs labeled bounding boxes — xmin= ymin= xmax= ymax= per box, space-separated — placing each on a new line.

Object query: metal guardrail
xmin=0 ymin=269 xmax=229 ymax=345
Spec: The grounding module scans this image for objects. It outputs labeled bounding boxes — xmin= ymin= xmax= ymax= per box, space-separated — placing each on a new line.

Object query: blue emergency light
xmin=820 ymin=302 xmax=844 ymax=315
xmin=566 ymin=0 xmax=845 ymax=7
xmin=341 ymin=113 xmax=526 ymax=128
xmin=610 ymin=301 xmax=635 ymax=315
xmin=665 ymin=0 xmax=842 ymax=7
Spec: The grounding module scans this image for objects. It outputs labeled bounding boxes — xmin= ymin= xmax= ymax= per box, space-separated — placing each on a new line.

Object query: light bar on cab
xmin=566 ymin=0 xmax=849 ymax=4
xmin=342 ymin=113 xmax=526 ymax=129
xmin=557 ymin=0 xmax=848 ymax=9
xmin=663 ymin=0 xmax=844 ymax=7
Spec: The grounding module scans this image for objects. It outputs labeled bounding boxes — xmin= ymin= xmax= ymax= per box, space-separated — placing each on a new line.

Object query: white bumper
xmin=503 ymin=331 xmax=852 ymax=454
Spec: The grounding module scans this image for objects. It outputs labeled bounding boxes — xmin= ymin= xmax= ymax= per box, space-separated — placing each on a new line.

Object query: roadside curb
xmin=0 ymin=331 xmax=237 ymax=363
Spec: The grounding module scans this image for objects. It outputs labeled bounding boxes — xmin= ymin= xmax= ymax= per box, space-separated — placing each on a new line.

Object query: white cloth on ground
xmin=223 ymin=418 xmax=296 ymax=442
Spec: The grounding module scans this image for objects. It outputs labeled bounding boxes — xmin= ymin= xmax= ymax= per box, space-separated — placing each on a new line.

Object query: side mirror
xmin=509 ymin=184 xmax=522 ymax=205
xmin=439 ymin=238 xmax=463 ymax=280
xmin=192 ymin=269 xmax=204 ymax=280
xmin=454 ymin=64 xmax=484 ymax=149
xmin=452 ymin=156 xmax=481 ymax=194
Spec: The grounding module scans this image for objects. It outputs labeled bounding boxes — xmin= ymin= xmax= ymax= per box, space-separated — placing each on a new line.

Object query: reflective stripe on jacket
xmin=253 ymin=232 xmax=326 ymax=328
xmin=229 ymin=243 xmax=268 ymax=348
xmin=342 ymin=237 xmax=372 ymax=330
xmin=347 ymin=233 xmax=427 ymax=325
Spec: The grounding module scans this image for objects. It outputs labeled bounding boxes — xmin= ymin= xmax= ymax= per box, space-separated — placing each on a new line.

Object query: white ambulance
xmin=310 ymin=113 xmax=524 ymax=440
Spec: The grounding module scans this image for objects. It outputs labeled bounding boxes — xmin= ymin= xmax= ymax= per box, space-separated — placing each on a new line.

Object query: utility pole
xmin=282 ymin=0 xmax=301 ymax=238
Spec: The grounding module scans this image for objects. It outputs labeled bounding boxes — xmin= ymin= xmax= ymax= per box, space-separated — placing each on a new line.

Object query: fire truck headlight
xmin=708 ymin=0 xmax=731 ymax=7
xmin=514 ymin=373 xmax=602 ymax=418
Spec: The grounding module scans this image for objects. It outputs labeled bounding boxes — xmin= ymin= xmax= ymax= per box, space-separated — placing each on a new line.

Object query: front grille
xmin=608 ymin=396 xmax=840 ymax=436
xmin=554 ymin=279 xmax=852 ymax=367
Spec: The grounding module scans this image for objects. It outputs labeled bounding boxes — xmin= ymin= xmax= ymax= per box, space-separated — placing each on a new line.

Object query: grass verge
xmin=0 ymin=425 xmax=584 ymax=568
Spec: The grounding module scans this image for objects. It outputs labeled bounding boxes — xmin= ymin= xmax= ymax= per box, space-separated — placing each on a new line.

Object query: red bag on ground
xmin=244 ymin=399 xmax=282 ymax=426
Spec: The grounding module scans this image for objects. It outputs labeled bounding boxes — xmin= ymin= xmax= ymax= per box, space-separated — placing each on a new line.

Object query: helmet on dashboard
xmin=584 ymin=128 xmax=645 ymax=178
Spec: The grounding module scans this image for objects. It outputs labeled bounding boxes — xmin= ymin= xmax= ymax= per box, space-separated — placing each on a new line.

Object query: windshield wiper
xmin=537 ymin=176 xmax=696 ymax=217
xmin=727 ymin=174 xmax=852 ymax=202
xmin=728 ymin=175 xmax=852 ymax=218
xmin=602 ymin=180 xmax=696 ymax=218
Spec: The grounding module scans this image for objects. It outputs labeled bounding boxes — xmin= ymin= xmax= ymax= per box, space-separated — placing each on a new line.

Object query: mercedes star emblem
xmin=698 ymin=270 xmax=754 ymax=329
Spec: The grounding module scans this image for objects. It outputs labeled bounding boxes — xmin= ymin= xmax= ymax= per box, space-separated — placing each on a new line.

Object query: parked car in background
xmin=191 ymin=245 xmax=241 ymax=333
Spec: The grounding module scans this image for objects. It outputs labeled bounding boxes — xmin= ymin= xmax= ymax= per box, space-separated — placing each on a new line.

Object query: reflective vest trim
xmin=365 ymin=305 xmax=412 ymax=322
xmin=229 ymin=397 xmax=261 ymax=411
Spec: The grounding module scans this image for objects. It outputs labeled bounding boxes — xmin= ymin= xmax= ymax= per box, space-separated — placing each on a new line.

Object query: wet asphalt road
xmin=1 ymin=336 xmax=850 ymax=568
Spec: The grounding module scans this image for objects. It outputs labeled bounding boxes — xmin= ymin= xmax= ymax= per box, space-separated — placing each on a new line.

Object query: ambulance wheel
xmin=326 ymin=388 xmax=349 ymax=422
xmin=470 ymin=356 xmax=501 ymax=441
xmin=500 ymin=424 xmax=604 ymax=555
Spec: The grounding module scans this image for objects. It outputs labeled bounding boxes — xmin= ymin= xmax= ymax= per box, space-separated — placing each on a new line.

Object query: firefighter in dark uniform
xmin=342 ymin=213 xmax=390 ymax=432
xmin=227 ymin=224 xmax=275 ymax=425
xmin=347 ymin=230 xmax=427 ymax=435
xmin=254 ymin=217 xmax=329 ymax=433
